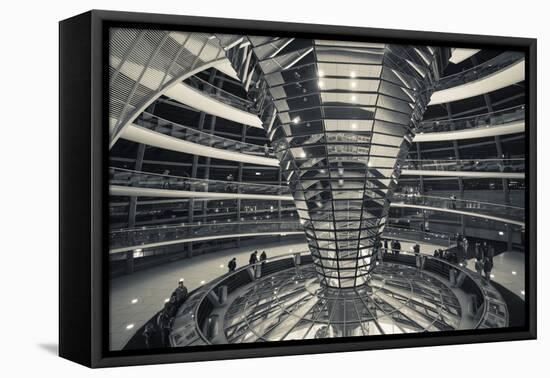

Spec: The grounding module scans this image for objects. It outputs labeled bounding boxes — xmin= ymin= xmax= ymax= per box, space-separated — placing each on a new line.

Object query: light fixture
xmin=512 ymin=271 xmax=517 ymax=275
xmin=318 ymin=80 xmax=324 ymax=88
xmin=200 ymin=280 xmax=206 ymax=285
xmin=292 ymin=117 xmax=301 ymax=124
xmin=498 ymin=231 xmax=504 ymax=236
xmin=164 ymin=298 xmax=169 ymax=303
xmin=350 ymin=81 xmax=357 ymax=88
xmin=351 ymin=95 xmax=357 ymax=102
xmin=255 ymin=172 xmax=261 ymax=175
xmin=318 ymin=70 xmax=324 ymax=77
xmin=490 ymin=274 xmax=495 ymax=278
xmin=131 ymin=298 xmax=138 ymax=304
xmin=220 ymin=264 xmax=224 ymax=268
xmin=351 ymin=123 xmax=357 ymax=129
xmin=521 ymin=290 xmax=525 ymax=295
xmin=126 ymin=324 xmax=135 ymax=330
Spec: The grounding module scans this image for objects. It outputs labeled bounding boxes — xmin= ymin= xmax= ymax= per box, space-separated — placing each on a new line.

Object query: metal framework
xmin=216 ymin=35 xmax=450 ymax=289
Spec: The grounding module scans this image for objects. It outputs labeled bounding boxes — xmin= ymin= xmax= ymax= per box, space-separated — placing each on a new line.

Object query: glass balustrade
xmin=419 ymin=105 xmax=525 ymax=133
xmin=109 ymin=220 xmax=302 ymax=250
xmin=184 ymin=75 xmax=256 ymax=113
xmin=135 ymin=113 xmax=273 ymax=156
xmin=391 ymin=193 xmax=524 ymax=223
xmin=109 ymin=167 xmax=290 ymax=196
xmin=434 ymin=51 xmax=524 ymax=92
xmin=401 ymin=158 xmax=525 ymax=173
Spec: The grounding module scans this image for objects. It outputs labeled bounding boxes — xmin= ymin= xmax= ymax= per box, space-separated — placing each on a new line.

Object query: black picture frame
xmin=59 ymin=9 xmax=537 ymax=368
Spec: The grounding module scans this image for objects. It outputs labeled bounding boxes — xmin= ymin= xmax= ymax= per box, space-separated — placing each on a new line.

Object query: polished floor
xmin=466 ymin=251 xmax=525 ymax=298
xmin=109 ymin=240 xmax=307 ymax=350
xmin=109 ymin=237 xmax=448 ymax=350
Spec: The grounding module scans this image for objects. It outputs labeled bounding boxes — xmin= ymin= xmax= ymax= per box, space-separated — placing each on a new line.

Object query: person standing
xmin=475 ymin=258 xmax=484 ymax=276
xmin=383 ymin=239 xmax=389 ymax=255
xmin=462 ymin=237 xmax=469 ymax=259
xmin=143 ymin=323 xmax=157 ymax=349
xmin=260 ymin=251 xmax=267 ymax=267
xmin=483 ymin=257 xmax=493 ymax=282
xmin=173 ymin=279 xmax=188 ymax=307
xmin=395 ymin=240 xmax=401 ymax=256
xmin=413 ymin=243 xmax=422 ymax=269
xmin=475 ymin=242 xmax=481 ymax=261
xmin=228 ymin=257 xmax=237 ymax=272
xmin=157 ymin=304 xmax=173 ymax=347
xmin=481 ymin=241 xmax=489 ymax=260
xmin=249 ymin=251 xmax=258 ymax=265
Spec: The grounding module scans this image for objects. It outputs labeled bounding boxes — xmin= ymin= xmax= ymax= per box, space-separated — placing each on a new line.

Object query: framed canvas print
xmin=59 ymin=10 xmax=537 ymax=368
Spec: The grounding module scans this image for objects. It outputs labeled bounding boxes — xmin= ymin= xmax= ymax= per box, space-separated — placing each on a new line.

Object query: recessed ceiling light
xmin=126 ymin=324 xmax=134 ymax=330
xmin=220 ymin=264 xmax=224 ymax=268
xmin=318 ymin=80 xmax=324 ymax=88
xmin=351 ymin=81 xmax=357 ymax=88
xmin=164 ymin=298 xmax=170 ymax=303
xmin=512 ymin=271 xmax=517 ymax=275
xmin=318 ymin=70 xmax=324 ymax=77
xmin=350 ymin=71 xmax=356 ymax=78
xmin=200 ymin=280 xmax=206 ymax=285
xmin=521 ymin=290 xmax=525 ymax=295
xmin=351 ymin=95 xmax=357 ymax=102
xmin=255 ymin=172 xmax=261 ymax=175
xmin=498 ymin=231 xmax=504 ymax=236
xmin=131 ymin=298 xmax=138 ymax=304
xmin=490 ymin=274 xmax=495 ymax=278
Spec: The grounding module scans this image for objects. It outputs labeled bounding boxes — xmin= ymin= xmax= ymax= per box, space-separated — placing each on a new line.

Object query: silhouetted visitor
xmin=173 ymin=279 xmax=188 ymax=306
xmin=481 ymin=241 xmax=489 ymax=260
xmin=475 ymin=258 xmax=484 ymax=276
xmin=157 ymin=304 xmax=173 ymax=347
xmin=260 ymin=251 xmax=267 ymax=266
xmin=450 ymin=194 xmax=457 ymax=209
xmin=143 ymin=323 xmax=157 ymax=349
xmin=483 ymin=257 xmax=493 ymax=282
xmin=264 ymin=143 xmax=270 ymax=157
xmin=228 ymin=257 xmax=237 ymax=272
xmin=383 ymin=239 xmax=389 ymax=254
xmin=249 ymin=251 xmax=258 ymax=265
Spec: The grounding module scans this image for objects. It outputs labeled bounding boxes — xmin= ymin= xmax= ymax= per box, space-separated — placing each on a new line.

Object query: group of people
xmin=474 ymin=241 xmax=495 ymax=282
xmin=142 ymin=279 xmax=189 ymax=348
xmin=381 ymin=239 xmax=402 ymax=256
xmin=226 ymin=250 xmax=268 ymax=274
xmin=249 ymin=250 xmax=268 ymax=266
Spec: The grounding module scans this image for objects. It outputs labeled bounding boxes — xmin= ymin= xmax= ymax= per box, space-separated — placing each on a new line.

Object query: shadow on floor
xmin=38 ymin=343 xmax=58 ymax=356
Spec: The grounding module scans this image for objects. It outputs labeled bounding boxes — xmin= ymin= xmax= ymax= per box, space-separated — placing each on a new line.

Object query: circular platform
xmin=167 ymin=252 xmax=509 ymax=348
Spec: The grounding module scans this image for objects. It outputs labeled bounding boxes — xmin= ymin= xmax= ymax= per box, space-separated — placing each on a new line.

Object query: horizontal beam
xmin=391 ymin=203 xmax=524 ymax=227
xmin=401 ymin=170 xmax=524 ymax=179
xmin=119 ymin=124 xmax=279 ymax=167
xmin=110 ymin=185 xmax=294 ymax=201
xmin=110 ymin=231 xmax=304 ymax=254
xmin=429 ymin=59 xmax=525 ymax=105
xmin=414 ymin=121 xmax=524 ymax=142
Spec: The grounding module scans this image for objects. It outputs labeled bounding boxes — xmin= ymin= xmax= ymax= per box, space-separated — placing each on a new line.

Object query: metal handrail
xmin=109 ymin=167 xmax=288 ymax=195
xmin=191 ymin=248 xmax=489 ymax=344
xmin=136 ymin=112 xmax=273 ymax=156
xmin=435 ymin=51 xmax=524 ymax=91
xmin=419 ymin=105 xmax=524 ymax=133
